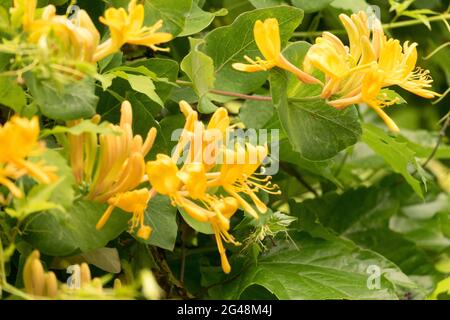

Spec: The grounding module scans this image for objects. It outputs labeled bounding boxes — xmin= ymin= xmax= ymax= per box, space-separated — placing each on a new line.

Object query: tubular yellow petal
xmin=45 ymin=272 xmax=58 ymax=298
xmin=212 ymin=224 xmax=232 ymax=274
xmin=0 ymin=176 xmax=23 ymax=198
xmin=31 ymin=259 xmax=45 ymax=296
xmin=120 ymin=101 xmax=133 ymax=128
xmin=23 ymin=250 xmax=40 ymax=295
xmin=339 ymin=13 xmax=362 ymax=60
xmin=231 ymin=62 xmax=271 ymax=73
xmin=277 ymin=54 xmax=322 ymax=84
xmin=77 ymin=10 xmax=100 ymax=46
xmin=96 ymin=204 xmax=115 ymax=230
xmin=141 ymin=127 xmax=157 ymax=157
xmin=114 ymin=278 xmax=122 ymax=290
xmin=128 ymin=0 xmax=144 ymax=31
xmin=207 ymin=107 xmax=230 ymax=133
xmin=179 ymin=100 xmax=195 ymax=117
xmin=371 ymin=105 xmax=400 ymax=133
xmin=128 ymin=32 xmax=174 ymax=47
xmin=360 ymin=36 xmax=376 ymax=65
xmin=175 ymin=195 xmax=213 ymax=222
xmin=253 ymin=19 xmax=280 ymax=61
xmin=224 ymin=186 xmax=259 ymax=219
xmin=80 ymin=263 xmax=92 ymax=286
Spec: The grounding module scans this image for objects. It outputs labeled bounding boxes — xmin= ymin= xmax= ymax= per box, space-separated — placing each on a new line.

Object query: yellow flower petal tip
xmin=0 ymin=115 xmax=57 ymax=199
xmin=95 ymin=0 xmax=173 ymax=61
xmin=305 ymin=10 xmax=439 ymax=131
xmin=137 ymin=225 xmax=152 ymax=240
xmin=232 ymin=18 xmax=320 ymax=84
xmin=221 ymin=253 xmax=231 ymax=274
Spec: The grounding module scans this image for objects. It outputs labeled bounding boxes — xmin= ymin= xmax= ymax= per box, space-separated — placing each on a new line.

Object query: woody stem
xmin=175 ymin=80 xmax=272 ymax=101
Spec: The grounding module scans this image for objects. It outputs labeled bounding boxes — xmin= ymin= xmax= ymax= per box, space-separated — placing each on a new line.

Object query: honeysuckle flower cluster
xmin=233 ymin=12 xmax=440 ymax=132
xmin=6 ymin=0 xmax=172 ymax=79
xmin=146 ymin=101 xmax=280 ymax=273
xmin=0 ymin=116 xmax=57 ymax=202
xmin=82 ymin=100 xmax=278 ymax=274
xmin=68 ymin=101 xmax=157 ymax=240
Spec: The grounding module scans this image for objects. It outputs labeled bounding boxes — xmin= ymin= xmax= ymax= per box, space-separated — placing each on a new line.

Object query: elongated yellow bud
xmin=45 ymin=272 xmax=58 ymax=298
xmin=113 ymin=278 xmax=122 ymax=290
xmin=31 ymin=259 xmax=46 ymax=296
xmin=80 ymin=263 xmax=91 ymax=287
xmin=23 ymin=250 xmax=40 ymax=295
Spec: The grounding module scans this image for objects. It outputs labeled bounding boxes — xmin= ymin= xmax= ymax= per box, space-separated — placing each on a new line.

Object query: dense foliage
xmin=1 ymin=0 xmax=450 ymax=300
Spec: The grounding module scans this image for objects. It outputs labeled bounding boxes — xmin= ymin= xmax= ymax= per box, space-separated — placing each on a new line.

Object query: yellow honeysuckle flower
xmin=377 ymin=39 xmax=440 ymax=99
xmin=96 ymin=188 xmax=152 ymax=240
xmin=67 ymin=101 xmax=156 ymax=238
xmin=208 ymin=144 xmax=280 ymax=219
xmin=361 ymin=69 xmax=401 ymax=132
xmin=0 ymin=116 xmax=57 ymax=199
xmin=94 ymin=0 xmax=173 ymax=62
xmin=147 ymin=153 xmax=240 ymax=273
xmin=146 ymin=101 xmax=279 ymax=273
xmin=146 ymin=155 xmax=215 ymax=223
xmin=81 ymin=101 xmax=157 ymax=203
xmin=304 ymin=11 xmax=440 ymax=132
xmin=304 ymin=13 xmax=376 ymax=101
xmin=232 ymin=18 xmax=321 ymax=84
xmin=173 ymin=101 xmax=229 ymax=168
xmin=146 ymin=154 xmax=182 ymax=196
xmin=11 ymin=0 xmax=172 ymax=68
xmin=20 ymin=3 xmax=100 ymax=63
xmin=10 ymin=0 xmax=37 ymax=31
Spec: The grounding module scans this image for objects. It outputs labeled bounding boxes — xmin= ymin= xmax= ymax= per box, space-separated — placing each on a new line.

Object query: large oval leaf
xmin=270 ymin=41 xmax=361 ymax=161
xmin=202 ymin=6 xmax=304 ymax=94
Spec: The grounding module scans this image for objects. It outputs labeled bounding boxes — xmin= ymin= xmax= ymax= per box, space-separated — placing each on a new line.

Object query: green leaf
xmin=179 ymin=207 xmax=214 ymax=235
xmin=143 ymin=0 xmax=193 ymax=36
xmin=181 ymin=42 xmax=215 ymax=97
xmin=25 ymin=74 xmax=98 ymax=121
xmin=361 ymin=123 xmax=423 ymax=197
xmin=330 ymin=0 xmax=369 ymax=12
xmin=201 ymin=5 xmax=304 ymax=94
xmin=271 ymin=42 xmax=361 ymax=161
xmin=181 ymin=38 xmax=219 ymax=114
xmin=179 ymin=2 xmax=227 ymax=37
xmin=0 ymin=76 xmax=26 ymax=113
xmin=140 ymin=194 xmax=178 ymax=251
xmin=292 ymin=0 xmax=333 ymax=13
xmin=80 ymin=247 xmax=121 ymax=273
xmin=23 ymin=200 xmax=129 ymax=256
xmin=204 ymin=232 xmax=413 ymax=299
xmin=113 ymin=72 xmax=164 ymax=107
xmin=39 ymin=149 xmax=75 ymax=209
xmin=40 ymin=120 xmax=120 ymax=138
xmin=128 ymin=58 xmax=179 ymax=111
xmin=390 ymin=211 xmax=450 ymax=252
xmin=97 ymin=58 xmax=179 ymax=121
xmin=399 ymin=130 xmax=450 ymax=160
xmin=429 ymin=277 xmax=450 ymax=299
xmin=292 ymin=187 xmax=436 ymax=277
xmin=239 ymin=98 xmax=274 ymax=129
xmin=248 ymin=0 xmax=285 ymax=9
xmin=5 ymin=183 xmax=65 ymax=220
